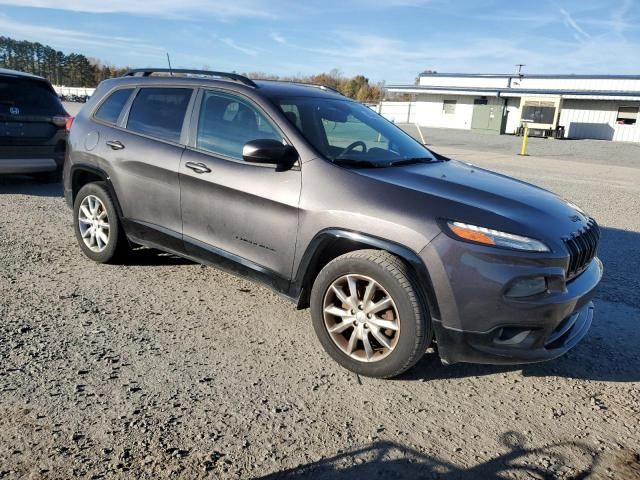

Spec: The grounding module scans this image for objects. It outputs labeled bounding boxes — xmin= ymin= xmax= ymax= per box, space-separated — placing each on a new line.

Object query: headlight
xmin=446 ymin=221 xmax=550 ymax=252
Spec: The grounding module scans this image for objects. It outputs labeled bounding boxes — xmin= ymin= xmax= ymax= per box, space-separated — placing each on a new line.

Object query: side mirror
xmin=242 ymin=139 xmax=298 ymax=171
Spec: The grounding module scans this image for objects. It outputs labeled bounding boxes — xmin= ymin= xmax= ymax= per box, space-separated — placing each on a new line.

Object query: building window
xmin=521 ymin=100 xmax=556 ymax=125
xmin=443 ymin=100 xmax=456 ymax=114
xmin=616 ymin=106 xmax=638 ymax=125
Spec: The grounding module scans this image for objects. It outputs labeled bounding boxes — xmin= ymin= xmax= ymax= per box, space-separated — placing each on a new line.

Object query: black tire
xmin=73 ymin=181 xmax=128 ymax=264
xmin=310 ymin=249 xmax=432 ymax=379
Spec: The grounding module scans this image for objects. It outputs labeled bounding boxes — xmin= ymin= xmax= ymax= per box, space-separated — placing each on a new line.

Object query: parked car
xmin=0 ymin=68 xmax=71 ymax=181
xmin=63 ymin=69 xmax=602 ymax=378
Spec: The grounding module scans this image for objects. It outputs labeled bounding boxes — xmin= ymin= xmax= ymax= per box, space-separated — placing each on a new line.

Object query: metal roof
xmin=385 ymin=84 xmax=640 ymax=100
xmin=418 ymin=72 xmax=640 ymax=80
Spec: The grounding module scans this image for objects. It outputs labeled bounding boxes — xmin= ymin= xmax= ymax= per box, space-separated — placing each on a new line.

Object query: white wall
xmin=419 ymin=75 xmax=509 ymax=89
xmin=379 ymin=95 xmax=640 ymax=142
xmin=411 ymin=94 xmax=474 ymax=129
xmin=504 ymin=97 xmax=521 ymax=134
xmin=418 ymin=75 xmax=640 ymax=93
xmin=377 ymin=102 xmax=415 ymax=123
xmin=52 ymin=85 xmax=96 ymax=97
xmin=559 ymin=99 xmax=640 ymax=142
xmin=516 ymin=77 xmax=640 ymax=92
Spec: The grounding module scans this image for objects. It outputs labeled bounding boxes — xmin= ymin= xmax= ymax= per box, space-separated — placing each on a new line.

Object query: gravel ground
xmin=1 ymin=134 xmax=639 ymax=479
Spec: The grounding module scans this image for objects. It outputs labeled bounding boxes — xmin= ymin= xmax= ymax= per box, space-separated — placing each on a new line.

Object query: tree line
xmin=1 ymin=36 xmax=403 ymax=102
xmin=0 ymin=36 xmax=127 ymax=87
xmin=244 ymin=69 xmax=384 ymax=102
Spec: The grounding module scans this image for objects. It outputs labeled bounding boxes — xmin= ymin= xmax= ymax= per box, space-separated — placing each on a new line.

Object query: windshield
xmin=271 ymin=96 xmax=437 ymax=167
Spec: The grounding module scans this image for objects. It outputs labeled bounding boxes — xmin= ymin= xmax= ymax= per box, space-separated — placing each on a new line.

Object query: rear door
xmin=0 ymin=75 xmax=67 ymax=163
xmin=93 ymin=86 xmax=195 ymax=244
xmin=180 ymin=89 xmax=301 ymax=280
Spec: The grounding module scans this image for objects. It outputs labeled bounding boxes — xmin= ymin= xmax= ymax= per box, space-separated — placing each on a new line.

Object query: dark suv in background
xmin=64 ymin=69 xmax=602 ymax=378
xmin=0 ymin=68 xmax=70 ymax=180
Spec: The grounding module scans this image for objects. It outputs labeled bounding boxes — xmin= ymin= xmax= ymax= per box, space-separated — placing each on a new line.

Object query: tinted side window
xmin=126 ymin=88 xmax=192 ymax=143
xmin=94 ymin=88 xmax=133 ymax=124
xmin=197 ymin=91 xmax=282 ymax=160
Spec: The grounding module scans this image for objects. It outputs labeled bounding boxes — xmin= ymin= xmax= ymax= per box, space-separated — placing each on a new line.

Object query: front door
xmin=180 ymin=89 xmax=301 ymax=281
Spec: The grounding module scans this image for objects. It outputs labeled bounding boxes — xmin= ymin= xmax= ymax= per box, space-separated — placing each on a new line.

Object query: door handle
xmin=185 ymin=161 xmax=211 ymax=174
xmin=106 ymin=140 xmax=125 ymax=150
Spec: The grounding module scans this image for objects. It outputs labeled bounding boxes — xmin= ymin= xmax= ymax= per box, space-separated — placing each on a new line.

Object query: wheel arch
xmin=292 ymin=229 xmax=441 ymax=320
xmin=69 ymin=164 xmax=124 ymax=219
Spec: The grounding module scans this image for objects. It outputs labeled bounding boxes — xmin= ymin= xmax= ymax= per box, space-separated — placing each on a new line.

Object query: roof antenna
xmin=166 ymin=52 xmax=173 ymax=76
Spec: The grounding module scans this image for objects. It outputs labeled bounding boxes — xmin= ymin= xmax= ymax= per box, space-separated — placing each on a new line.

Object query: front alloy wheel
xmin=323 ymin=274 xmax=400 ymax=362
xmin=311 ymin=250 xmax=431 ymax=378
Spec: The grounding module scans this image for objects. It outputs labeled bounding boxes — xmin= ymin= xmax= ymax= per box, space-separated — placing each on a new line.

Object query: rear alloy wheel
xmin=78 ymin=195 xmax=111 ymax=253
xmin=311 ymin=250 xmax=431 ymax=378
xmin=73 ymin=182 xmax=127 ymax=263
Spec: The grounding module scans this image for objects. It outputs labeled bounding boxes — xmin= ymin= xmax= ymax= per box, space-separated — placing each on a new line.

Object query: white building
xmin=52 ymin=85 xmax=96 ymax=97
xmin=384 ymin=73 xmax=640 ymax=142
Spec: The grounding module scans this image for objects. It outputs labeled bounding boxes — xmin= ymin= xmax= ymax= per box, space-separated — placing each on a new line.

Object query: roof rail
xmin=123 ymin=68 xmax=257 ymax=88
xmin=305 ymin=83 xmax=343 ymax=96
xmin=256 ymin=78 xmax=343 ymax=96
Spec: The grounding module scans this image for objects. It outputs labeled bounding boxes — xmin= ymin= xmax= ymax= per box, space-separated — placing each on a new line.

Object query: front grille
xmin=564 ymin=218 xmax=600 ymax=280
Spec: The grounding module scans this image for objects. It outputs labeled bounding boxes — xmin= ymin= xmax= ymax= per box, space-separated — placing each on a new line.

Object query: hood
xmin=354 ymin=159 xmax=590 ymax=241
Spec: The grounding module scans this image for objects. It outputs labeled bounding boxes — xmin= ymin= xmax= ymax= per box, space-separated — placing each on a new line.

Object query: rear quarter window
xmin=126 ymin=88 xmax=192 ymax=143
xmin=94 ymin=88 xmax=134 ymax=124
xmin=0 ymin=76 xmax=65 ymax=116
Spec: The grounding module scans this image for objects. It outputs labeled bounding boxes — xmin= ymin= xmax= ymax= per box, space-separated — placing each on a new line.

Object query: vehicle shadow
xmin=253 ymin=431 xmax=604 ymax=480
xmin=0 ymin=175 xmax=63 ymax=197
xmin=403 ymin=226 xmax=640 ymax=383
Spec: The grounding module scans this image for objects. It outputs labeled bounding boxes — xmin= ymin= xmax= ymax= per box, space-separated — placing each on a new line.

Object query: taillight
xmin=52 ymin=115 xmax=74 ymax=132
xmin=65 ymin=116 xmax=74 ymax=132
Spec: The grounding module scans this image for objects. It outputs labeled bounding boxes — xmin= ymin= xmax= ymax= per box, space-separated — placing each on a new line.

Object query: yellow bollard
xmin=519 ymin=124 xmax=529 ymax=156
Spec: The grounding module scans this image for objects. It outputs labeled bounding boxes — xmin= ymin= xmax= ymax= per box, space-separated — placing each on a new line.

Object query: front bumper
xmin=420 ymin=233 xmax=603 ymax=365
xmin=432 ymin=300 xmax=594 ymax=365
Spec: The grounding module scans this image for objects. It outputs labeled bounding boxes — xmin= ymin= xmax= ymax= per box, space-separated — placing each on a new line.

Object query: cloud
xmin=559 ymin=8 xmax=591 ymax=40
xmin=220 ymin=38 xmax=257 ymax=56
xmin=0 ymin=0 xmax=277 ymax=19
xmin=609 ymin=0 xmax=634 ymax=36
xmin=0 ymin=14 xmax=164 ymax=56
xmin=270 ymin=32 xmax=286 ymax=44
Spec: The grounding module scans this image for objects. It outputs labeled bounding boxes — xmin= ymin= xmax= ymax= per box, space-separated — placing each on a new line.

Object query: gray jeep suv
xmin=63 ymin=69 xmax=602 ymax=378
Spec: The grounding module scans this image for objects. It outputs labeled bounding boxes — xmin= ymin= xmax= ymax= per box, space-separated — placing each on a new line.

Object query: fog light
xmin=505 ymin=276 xmax=547 ymax=298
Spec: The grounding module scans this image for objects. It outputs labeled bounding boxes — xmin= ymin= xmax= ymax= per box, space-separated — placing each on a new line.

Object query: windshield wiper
xmin=388 ymin=157 xmax=436 ymax=166
xmin=332 ymin=158 xmax=381 ymax=168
